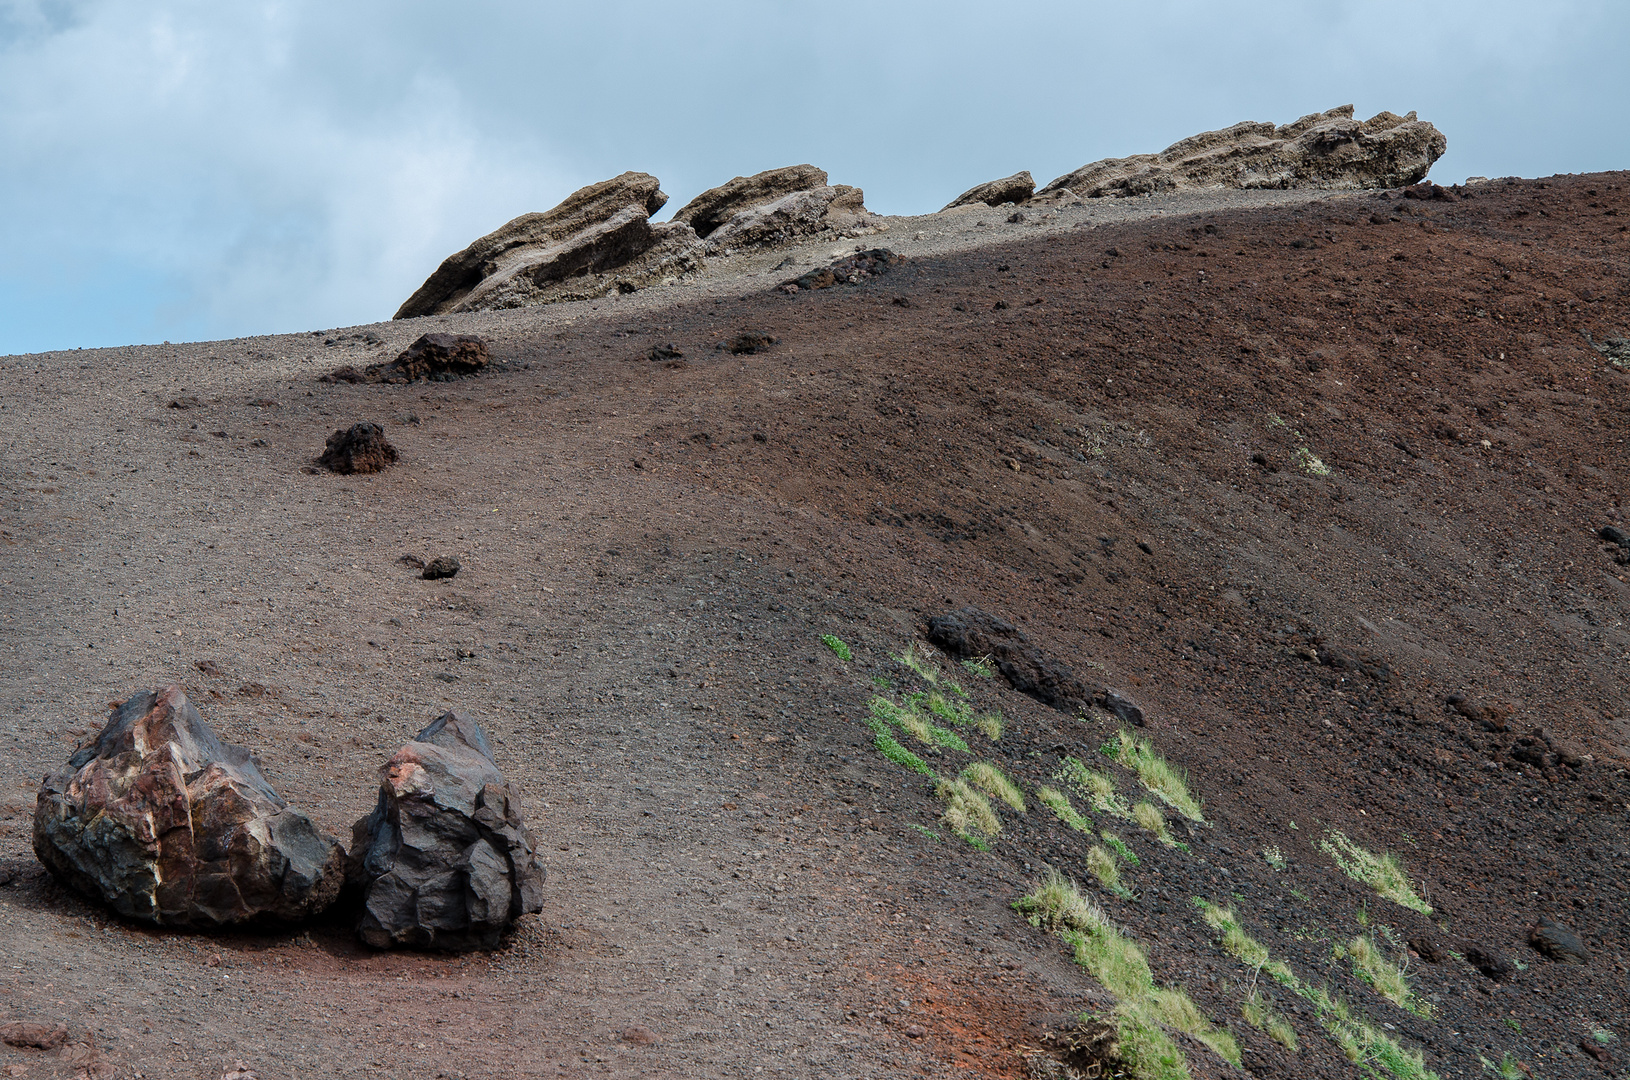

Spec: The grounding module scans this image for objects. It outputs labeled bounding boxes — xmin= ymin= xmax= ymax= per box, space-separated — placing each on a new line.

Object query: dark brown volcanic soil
xmin=2 ymin=173 xmax=1628 ymax=1080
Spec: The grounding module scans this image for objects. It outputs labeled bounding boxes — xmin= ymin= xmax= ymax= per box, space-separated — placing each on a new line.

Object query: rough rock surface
xmin=942 ymin=171 xmax=1035 ymax=211
xmin=780 ymin=249 xmax=904 ymax=293
xmin=671 ymin=165 xmax=831 ymax=238
xmin=1038 ymin=105 xmax=1444 ymax=199
xmin=316 ymin=422 xmax=398 ymax=475
xmin=702 ymin=183 xmax=882 ymax=252
xmin=0 ymin=1022 xmax=68 ymax=1050
xmin=421 ymin=556 xmax=460 ymax=580
xmin=349 ymin=711 xmax=545 ymax=951
xmin=1529 ymin=917 xmax=1590 ymax=963
xmin=393 ymin=172 xmax=702 ymax=317
xmin=926 ymin=606 xmax=1102 ymax=714
xmin=370 ymin=334 xmax=489 ymax=383
xmin=32 ymin=687 xmax=344 ymax=927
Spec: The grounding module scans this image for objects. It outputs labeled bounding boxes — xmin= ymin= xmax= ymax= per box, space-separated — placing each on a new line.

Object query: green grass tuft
xmin=1241 ymin=992 xmax=1298 ymax=1052
xmin=894 ymin=641 xmax=940 ymax=685
xmin=1319 ymin=830 xmax=1432 ymax=914
xmin=961 ymin=655 xmax=996 ymax=678
xmin=936 ymin=777 xmax=1000 ymax=844
xmin=1480 ymin=1053 xmax=1523 ymax=1080
xmin=1088 ymin=845 xmax=1132 ymax=898
xmin=962 ymin=762 xmax=1025 ymax=811
xmin=1339 ymin=935 xmax=1431 ymax=1017
xmin=1104 ymin=730 xmax=1204 ymax=821
xmin=974 ymin=711 xmax=1004 ymax=740
xmin=1100 ymin=831 xmax=1141 ymax=867
xmin=1037 ymin=785 xmax=1093 ymax=832
xmin=1262 ymin=845 xmax=1287 ymax=871
xmin=820 ymin=634 xmax=852 ymax=660
xmin=1133 ymin=800 xmax=1176 ymax=846
xmin=872 ymin=730 xmax=934 ymax=775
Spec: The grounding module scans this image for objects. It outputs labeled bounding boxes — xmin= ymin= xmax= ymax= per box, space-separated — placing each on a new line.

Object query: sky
xmin=1 ymin=0 xmax=1625 ymax=355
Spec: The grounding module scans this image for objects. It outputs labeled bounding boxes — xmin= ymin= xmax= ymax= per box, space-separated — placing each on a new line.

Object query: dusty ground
xmin=2 ymin=172 xmax=1628 ymax=1080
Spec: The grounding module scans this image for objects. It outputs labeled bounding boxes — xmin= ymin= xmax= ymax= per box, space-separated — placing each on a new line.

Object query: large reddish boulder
xmin=349 ymin=711 xmax=545 ymax=951
xmin=32 ymin=686 xmax=344 ymax=927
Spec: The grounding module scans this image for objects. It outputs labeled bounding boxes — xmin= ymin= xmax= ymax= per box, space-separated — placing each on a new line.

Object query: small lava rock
xmin=1529 ymin=917 xmax=1590 ymax=963
xmin=0 ymin=1022 xmax=68 ymax=1050
xmin=316 ymin=422 xmax=398 ymax=475
xmin=723 ymin=333 xmax=777 ymax=355
xmin=421 ymin=556 xmax=461 ymax=580
xmin=1463 ymin=945 xmax=1515 ymax=981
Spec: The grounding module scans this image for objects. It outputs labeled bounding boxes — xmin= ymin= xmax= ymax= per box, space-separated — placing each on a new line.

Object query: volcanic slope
xmin=1 ymin=173 xmax=1628 ymax=1080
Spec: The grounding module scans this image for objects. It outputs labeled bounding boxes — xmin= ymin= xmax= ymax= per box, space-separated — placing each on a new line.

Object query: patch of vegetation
xmin=960 ymin=761 xmax=1024 ymax=811
xmin=1018 ymin=871 xmax=1240 ymax=1077
xmin=1101 ymin=831 xmax=1141 ymax=867
xmin=1133 ymin=800 xmax=1177 ymax=846
xmin=1319 ymin=830 xmax=1432 ymax=914
xmin=894 ymin=641 xmax=941 ymax=685
xmin=1059 ymin=756 xmax=1132 ymax=817
xmin=1197 ymin=899 xmax=1437 ymax=1080
xmin=820 ymin=634 xmax=852 ymax=660
xmin=936 ymin=777 xmax=1000 ymax=846
xmin=1480 ymin=1053 xmax=1523 ymax=1080
xmin=1262 ymin=845 xmax=1287 ymax=871
xmin=1338 ymin=936 xmax=1431 ymax=1017
xmin=1037 ymin=784 xmax=1093 ymax=832
xmin=961 ymin=655 xmax=996 ymax=679
xmin=870 ymin=729 xmax=934 ymax=775
xmin=870 ymin=674 xmax=893 ymax=690
xmin=1103 ymin=730 xmax=1204 ymax=822
xmin=1502 ymin=1018 xmax=1521 ymax=1034
xmin=870 ymin=695 xmax=967 ymax=752
xmin=1294 ymin=447 xmax=1331 ymax=476
xmin=1088 ymin=845 xmax=1133 ymax=898
xmin=974 ymin=710 xmax=1004 ymax=740
xmin=907 ymin=823 xmax=942 ymax=841
xmin=1593 ymin=1028 xmax=1615 ymax=1045
xmin=1241 ymin=992 xmax=1298 ymax=1051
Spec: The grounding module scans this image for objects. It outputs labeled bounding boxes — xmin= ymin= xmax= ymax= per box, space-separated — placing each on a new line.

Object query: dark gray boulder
xmin=33 ymin=686 xmax=344 ymax=927
xmin=350 ymin=711 xmax=544 ymax=951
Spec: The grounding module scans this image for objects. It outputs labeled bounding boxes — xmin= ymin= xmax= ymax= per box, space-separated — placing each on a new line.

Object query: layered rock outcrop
xmin=942 ymin=171 xmax=1035 ymax=211
xmin=349 ymin=711 xmax=544 ymax=951
xmin=393 ymin=172 xmax=703 ymax=317
xmin=1038 ymin=105 xmax=1444 ymax=199
xmin=33 ymin=686 xmax=345 ymax=927
xmin=671 ymin=165 xmax=884 ymax=252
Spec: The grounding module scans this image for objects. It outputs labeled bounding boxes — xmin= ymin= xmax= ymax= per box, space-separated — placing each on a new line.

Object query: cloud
xmin=1 ymin=0 xmax=1625 ymax=353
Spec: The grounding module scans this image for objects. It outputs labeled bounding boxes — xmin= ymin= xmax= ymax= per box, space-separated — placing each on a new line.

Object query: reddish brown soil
xmin=3 ymin=172 xmax=1628 ymax=1080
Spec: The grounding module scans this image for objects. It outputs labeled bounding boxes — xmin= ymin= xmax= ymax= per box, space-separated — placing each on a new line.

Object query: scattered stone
xmin=722 ymin=333 xmax=777 ymax=355
xmin=620 ymin=1026 xmax=660 ymax=1047
xmin=397 ymin=555 xmax=426 ymax=569
xmin=927 ymin=606 xmax=1102 ymax=714
xmin=941 ymin=170 xmax=1035 ymax=211
xmin=349 ymin=711 xmax=546 ymax=951
xmin=1101 ymin=691 xmax=1145 ymax=728
xmin=782 ymin=249 xmax=905 ymax=292
xmin=1402 ymin=181 xmax=1459 ymax=201
xmin=903 ymin=1024 xmax=926 ymax=1039
xmin=316 ymin=423 xmax=398 ymax=475
xmin=0 ymin=1023 xmax=68 ymax=1050
xmin=393 ymin=172 xmax=703 ymax=317
xmin=1445 ymin=694 xmax=1514 ymax=732
xmin=1599 ymin=524 xmax=1629 ymax=548
xmin=1006 ymin=211 xmax=1025 ymax=224
xmin=221 ymin=1063 xmax=260 ymax=1080
xmin=1581 ymin=1039 xmax=1613 ymax=1063
xmin=421 ymin=556 xmax=461 ymax=581
xmin=1313 ymin=640 xmax=1390 ymax=682
xmin=1463 ymin=945 xmax=1514 ymax=981
xmin=33 ymin=686 xmax=345 ymax=927
xmin=317 ymin=366 xmax=364 ymax=384
xmin=1529 ymin=917 xmax=1589 ymax=963
xmin=167 ymin=396 xmax=202 ymax=410
xmin=648 ymin=344 xmax=684 ymax=362
xmin=1038 ymin=105 xmax=1445 ymax=199
xmin=372 ymin=334 xmax=490 ymax=384
xmin=1408 ymin=934 xmax=1447 ymax=963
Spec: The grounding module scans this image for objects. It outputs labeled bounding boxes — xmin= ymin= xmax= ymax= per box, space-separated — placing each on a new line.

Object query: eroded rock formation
xmin=33 ymin=687 xmax=345 ymax=927
xmin=349 ymin=711 xmax=545 ymax=951
xmin=942 ymin=171 xmax=1035 ymax=211
xmin=1039 ymin=105 xmax=1444 ymax=199
xmin=672 ymin=165 xmax=884 ymax=252
xmin=393 ymin=172 xmax=703 ymax=317
xmin=316 ymin=422 xmax=398 ymax=475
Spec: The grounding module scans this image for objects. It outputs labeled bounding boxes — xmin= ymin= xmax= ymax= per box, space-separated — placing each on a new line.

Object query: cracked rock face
xmin=349 ymin=711 xmax=545 ymax=951
xmin=941 ymin=170 xmax=1035 ymax=211
xmin=671 ymin=164 xmax=885 ymax=253
xmin=393 ymin=172 xmax=703 ymax=317
xmin=32 ymin=686 xmax=345 ymax=927
xmin=1039 ymin=105 xmax=1445 ymax=199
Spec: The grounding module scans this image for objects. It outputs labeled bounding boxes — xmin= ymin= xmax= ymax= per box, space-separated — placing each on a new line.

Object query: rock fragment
xmin=349 ymin=711 xmax=545 ymax=951
xmin=1463 ymin=945 xmax=1514 ymax=981
xmin=941 ymin=170 xmax=1035 ymax=211
xmin=1529 ymin=918 xmax=1590 ymax=963
xmin=721 ymin=333 xmax=777 ymax=355
xmin=671 ymin=164 xmax=830 ymax=238
xmin=676 ymin=165 xmax=884 ymax=252
xmin=927 ymin=606 xmax=1102 ymax=715
xmin=32 ymin=686 xmax=345 ymax=927
xmin=421 ymin=556 xmax=461 ymax=580
xmin=370 ymin=334 xmax=490 ymax=384
xmin=1039 ymin=105 xmax=1445 ymax=199
xmin=0 ymin=1022 xmax=68 ymax=1050
xmin=316 ymin=422 xmax=398 ymax=475
xmin=781 ymin=249 xmax=904 ymax=293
